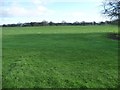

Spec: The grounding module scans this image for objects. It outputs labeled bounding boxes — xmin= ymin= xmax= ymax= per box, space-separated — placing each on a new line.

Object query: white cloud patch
xmin=31 ymin=0 xmax=43 ymax=5
xmin=31 ymin=0 xmax=52 ymax=5
xmin=8 ymin=7 xmax=27 ymax=16
xmin=71 ymin=12 xmax=85 ymax=17
xmin=1 ymin=0 xmax=54 ymax=18
xmin=37 ymin=6 xmax=47 ymax=13
xmin=31 ymin=6 xmax=54 ymax=16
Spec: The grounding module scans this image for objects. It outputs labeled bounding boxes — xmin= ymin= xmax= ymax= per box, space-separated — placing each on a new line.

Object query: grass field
xmin=2 ymin=25 xmax=119 ymax=88
xmin=0 ymin=27 xmax=2 ymax=89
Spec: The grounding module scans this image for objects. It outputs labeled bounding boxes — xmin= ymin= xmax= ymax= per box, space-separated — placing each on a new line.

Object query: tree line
xmin=2 ymin=20 xmax=118 ymax=27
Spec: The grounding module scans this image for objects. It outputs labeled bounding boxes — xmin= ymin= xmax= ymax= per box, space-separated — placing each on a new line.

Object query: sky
xmin=0 ymin=0 xmax=110 ymax=25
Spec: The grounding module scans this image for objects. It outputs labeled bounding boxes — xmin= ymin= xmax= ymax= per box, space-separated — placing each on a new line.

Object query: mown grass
xmin=2 ymin=25 xmax=119 ymax=88
xmin=0 ymin=27 xmax=2 ymax=89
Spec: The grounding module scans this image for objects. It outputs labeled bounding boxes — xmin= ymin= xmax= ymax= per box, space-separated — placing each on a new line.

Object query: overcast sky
xmin=0 ymin=0 xmax=110 ymax=25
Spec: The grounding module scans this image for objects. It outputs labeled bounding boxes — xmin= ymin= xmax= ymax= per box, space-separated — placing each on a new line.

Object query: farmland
xmin=2 ymin=25 xmax=119 ymax=88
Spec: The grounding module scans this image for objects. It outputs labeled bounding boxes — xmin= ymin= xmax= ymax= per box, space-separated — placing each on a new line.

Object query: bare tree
xmin=102 ymin=0 xmax=120 ymax=20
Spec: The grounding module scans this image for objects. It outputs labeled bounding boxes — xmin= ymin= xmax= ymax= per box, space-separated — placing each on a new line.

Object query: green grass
xmin=0 ymin=27 xmax=2 ymax=89
xmin=2 ymin=25 xmax=119 ymax=88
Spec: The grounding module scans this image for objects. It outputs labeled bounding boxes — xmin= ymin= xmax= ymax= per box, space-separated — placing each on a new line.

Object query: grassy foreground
xmin=0 ymin=27 xmax=2 ymax=89
xmin=2 ymin=25 xmax=118 ymax=88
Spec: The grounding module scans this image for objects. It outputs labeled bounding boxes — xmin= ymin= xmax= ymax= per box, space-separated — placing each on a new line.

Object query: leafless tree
xmin=102 ymin=0 xmax=120 ymax=20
